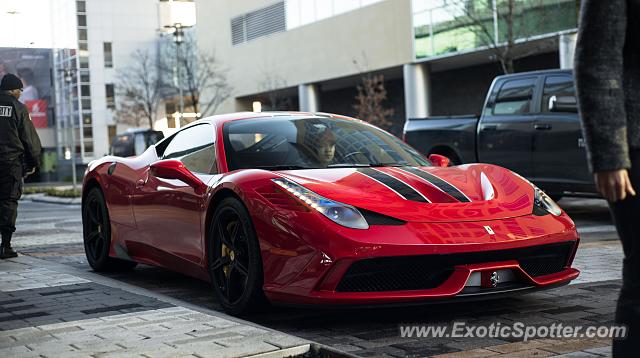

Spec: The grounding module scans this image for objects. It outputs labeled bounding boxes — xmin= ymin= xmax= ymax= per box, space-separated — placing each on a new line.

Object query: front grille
xmin=520 ymin=244 xmax=573 ymax=277
xmin=336 ymin=241 xmax=576 ymax=292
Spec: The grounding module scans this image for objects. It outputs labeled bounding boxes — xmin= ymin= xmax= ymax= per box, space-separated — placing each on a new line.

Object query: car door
xmin=133 ymin=124 xmax=219 ymax=269
xmin=477 ymin=77 xmax=538 ymax=177
xmin=533 ymin=74 xmax=593 ymax=192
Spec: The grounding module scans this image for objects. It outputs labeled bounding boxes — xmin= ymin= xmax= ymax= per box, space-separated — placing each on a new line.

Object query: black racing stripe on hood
xmin=400 ymin=167 xmax=472 ymax=203
xmin=357 ymin=168 xmax=429 ymax=203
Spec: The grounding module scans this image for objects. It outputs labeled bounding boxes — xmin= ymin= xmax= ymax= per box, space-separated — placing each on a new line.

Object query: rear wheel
xmin=208 ymin=197 xmax=266 ymax=315
xmin=82 ymin=188 xmax=137 ymax=271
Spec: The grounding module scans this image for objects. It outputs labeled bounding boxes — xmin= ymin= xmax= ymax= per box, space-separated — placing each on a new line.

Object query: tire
xmin=207 ymin=197 xmax=266 ymax=315
xmin=82 ymin=187 xmax=137 ymax=272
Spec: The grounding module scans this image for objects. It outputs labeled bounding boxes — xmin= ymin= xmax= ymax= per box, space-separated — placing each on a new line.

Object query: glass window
xmin=76 ymin=1 xmax=86 ymax=13
xmin=81 ymin=85 xmax=91 ymax=97
xmin=82 ymin=114 xmax=92 ymax=125
xmin=79 ymin=55 xmax=89 ymax=69
xmin=103 ymin=42 xmax=113 ymax=68
xmin=224 ymin=117 xmax=430 ymax=171
xmin=81 ymin=98 xmax=91 ymax=110
xmin=83 ymin=140 xmax=93 ymax=155
xmin=77 ymin=14 xmax=86 ymax=26
xmin=78 ymin=29 xmax=87 ymax=41
xmin=542 ymin=76 xmax=575 ymax=113
xmin=105 ymin=84 xmax=115 ymax=109
xmin=80 ymin=71 xmax=90 ymax=83
xmin=493 ymin=78 xmax=536 ymax=115
xmin=82 ymin=126 xmax=93 ymax=138
xmin=163 ymin=124 xmax=217 ymax=174
xmin=79 ymin=42 xmax=88 ymax=51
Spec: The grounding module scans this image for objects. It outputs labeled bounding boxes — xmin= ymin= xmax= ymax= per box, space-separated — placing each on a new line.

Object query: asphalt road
xmin=12 ymin=197 xmax=621 ymax=357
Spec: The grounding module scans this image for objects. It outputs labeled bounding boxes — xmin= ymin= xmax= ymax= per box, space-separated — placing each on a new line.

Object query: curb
xmin=22 ymin=193 xmax=81 ymax=205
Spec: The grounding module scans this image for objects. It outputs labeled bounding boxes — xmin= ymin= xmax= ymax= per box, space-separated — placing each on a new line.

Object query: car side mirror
xmin=428 ymin=154 xmax=450 ymax=167
xmin=549 ymin=95 xmax=578 ymax=113
xmin=150 ymin=159 xmax=205 ymax=193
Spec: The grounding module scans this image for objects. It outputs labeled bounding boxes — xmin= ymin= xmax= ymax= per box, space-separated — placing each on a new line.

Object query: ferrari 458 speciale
xmin=82 ymin=112 xmax=579 ymax=314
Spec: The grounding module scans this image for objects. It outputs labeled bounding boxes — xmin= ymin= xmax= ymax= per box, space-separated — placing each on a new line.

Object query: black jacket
xmin=575 ymin=0 xmax=640 ymax=172
xmin=0 ymin=92 xmax=42 ymax=168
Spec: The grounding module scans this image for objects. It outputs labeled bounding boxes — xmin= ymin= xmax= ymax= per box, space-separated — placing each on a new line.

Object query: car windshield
xmin=223 ymin=116 xmax=430 ymax=171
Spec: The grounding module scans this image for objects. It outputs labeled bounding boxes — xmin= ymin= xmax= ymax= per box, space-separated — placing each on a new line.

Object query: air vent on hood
xmin=359 ymin=209 xmax=406 ymax=226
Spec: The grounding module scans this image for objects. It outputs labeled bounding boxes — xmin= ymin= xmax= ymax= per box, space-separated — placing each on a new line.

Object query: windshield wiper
xmin=327 ymin=163 xmax=406 ymax=168
xmin=254 ymin=165 xmax=312 ymax=171
xmin=369 ymin=163 xmax=405 ymax=167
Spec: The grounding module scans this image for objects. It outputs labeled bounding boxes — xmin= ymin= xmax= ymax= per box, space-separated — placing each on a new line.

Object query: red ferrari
xmin=82 ymin=112 xmax=579 ymax=314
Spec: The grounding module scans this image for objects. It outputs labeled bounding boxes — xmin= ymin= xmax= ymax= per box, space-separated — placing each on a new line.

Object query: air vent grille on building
xmin=231 ymin=1 xmax=285 ymax=45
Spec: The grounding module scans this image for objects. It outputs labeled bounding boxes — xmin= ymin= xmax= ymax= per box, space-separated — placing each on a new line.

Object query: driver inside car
xmin=314 ymin=127 xmax=336 ymax=167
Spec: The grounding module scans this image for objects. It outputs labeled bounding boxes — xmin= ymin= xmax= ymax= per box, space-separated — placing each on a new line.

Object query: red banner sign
xmin=25 ymin=99 xmax=48 ymax=128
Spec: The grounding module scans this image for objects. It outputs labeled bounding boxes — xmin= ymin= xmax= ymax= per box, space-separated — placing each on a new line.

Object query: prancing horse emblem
xmin=490 ymin=271 xmax=500 ymax=287
xmin=484 ymin=225 xmax=495 ymax=235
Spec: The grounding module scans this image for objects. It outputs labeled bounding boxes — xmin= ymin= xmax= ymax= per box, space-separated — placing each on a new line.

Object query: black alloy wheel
xmin=82 ymin=188 xmax=137 ymax=271
xmin=208 ymin=197 xmax=266 ymax=315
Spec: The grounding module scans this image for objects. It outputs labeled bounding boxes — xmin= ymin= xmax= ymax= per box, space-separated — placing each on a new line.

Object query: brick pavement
xmin=5 ymin=199 xmax=627 ymax=357
xmin=0 ymin=256 xmax=312 ymax=357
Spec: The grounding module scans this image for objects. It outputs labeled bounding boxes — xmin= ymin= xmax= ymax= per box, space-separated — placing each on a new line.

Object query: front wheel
xmin=82 ymin=187 xmax=137 ymax=271
xmin=207 ymin=197 xmax=266 ymax=315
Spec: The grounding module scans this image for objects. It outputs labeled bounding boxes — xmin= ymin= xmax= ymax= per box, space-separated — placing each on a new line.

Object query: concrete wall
xmin=195 ymin=0 xmax=414 ymax=113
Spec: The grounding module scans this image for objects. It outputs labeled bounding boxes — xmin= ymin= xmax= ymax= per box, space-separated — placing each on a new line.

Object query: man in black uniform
xmin=0 ymin=74 xmax=41 ymax=259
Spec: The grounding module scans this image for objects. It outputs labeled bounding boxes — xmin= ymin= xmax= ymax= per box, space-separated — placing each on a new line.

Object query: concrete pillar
xmin=403 ymin=63 xmax=431 ymax=120
xmin=559 ymin=32 xmax=577 ymax=69
xmin=298 ymin=83 xmax=320 ymax=112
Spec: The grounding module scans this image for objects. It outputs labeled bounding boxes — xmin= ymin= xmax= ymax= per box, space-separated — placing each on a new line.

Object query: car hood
xmin=276 ymin=164 xmax=535 ymax=223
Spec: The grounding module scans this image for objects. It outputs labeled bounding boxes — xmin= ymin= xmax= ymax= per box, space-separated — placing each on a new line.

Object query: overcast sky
xmin=0 ymin=0 xmax=76 ymax=49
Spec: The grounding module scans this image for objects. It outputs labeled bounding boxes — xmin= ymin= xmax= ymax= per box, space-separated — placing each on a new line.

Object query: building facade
xmin=52 ymin=0 xmax=196 ymax=174
xmin=195 ymin=0 xmax=578 ymax=136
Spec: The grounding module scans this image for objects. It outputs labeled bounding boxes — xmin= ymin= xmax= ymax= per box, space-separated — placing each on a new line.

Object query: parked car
xmin=110 ymin=129 xmax=164 ymax=157
xmin=403 ymin=69 xmax=594 ymax=199
xmin=83 ymin=112 xmax=579 ymax=315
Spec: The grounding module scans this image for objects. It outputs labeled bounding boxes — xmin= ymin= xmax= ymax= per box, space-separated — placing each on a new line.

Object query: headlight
xmin=272 ymin=178 xmax=369 ymax=229
xmin=533 ymin=186 xmax=562 ymax=216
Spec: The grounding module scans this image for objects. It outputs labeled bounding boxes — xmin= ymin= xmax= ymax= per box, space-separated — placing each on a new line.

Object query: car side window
xmin=492 ymin=78 xmax=537 ymax=115
xmin=163 ymin=124 xmax=217 ymax=174
xmin=542 ymin=76 xmax=575 ymax=113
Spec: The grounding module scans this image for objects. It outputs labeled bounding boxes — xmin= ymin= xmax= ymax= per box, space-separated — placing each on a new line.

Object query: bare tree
xmin=353 ymin=74 xmax=395 ymax=130
xmin=445 ymin=0 xmax=549 ymax=74
xmin=256 ymin=71 xmax=292 ymax=111
xmin=115 ymin=49 xmax=163 ymax=129
xmin=352 ymin=55 xmax=395 ymax=131
xmin=163 ymin=35 xmax=233 ymax=118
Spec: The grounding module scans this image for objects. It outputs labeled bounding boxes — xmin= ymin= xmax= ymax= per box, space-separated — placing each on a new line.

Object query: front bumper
xmin=258 ymin=211 xmax=580 ymax=306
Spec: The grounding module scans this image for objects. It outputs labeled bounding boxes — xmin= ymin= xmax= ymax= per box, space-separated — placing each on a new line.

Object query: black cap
xmin=0 ymin=74 xmax=24 ymax=91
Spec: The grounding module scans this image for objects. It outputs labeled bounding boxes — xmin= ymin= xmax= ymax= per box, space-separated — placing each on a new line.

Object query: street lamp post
xmin=62 ymin=68 xmax=77 ymax=190
xmin=172 ymin=23 xmax=184 ymax=126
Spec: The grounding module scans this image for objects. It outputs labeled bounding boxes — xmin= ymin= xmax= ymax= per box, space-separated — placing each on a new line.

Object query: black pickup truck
xmin=403 ymin=69 xmax=595 ymax=198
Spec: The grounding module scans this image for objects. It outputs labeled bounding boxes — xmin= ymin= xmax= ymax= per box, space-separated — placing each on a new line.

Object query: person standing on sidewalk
xmin=574 ymin=0 xmax=640 ymax=356
xmin=0 ymin=74 xmax=41 ymax=259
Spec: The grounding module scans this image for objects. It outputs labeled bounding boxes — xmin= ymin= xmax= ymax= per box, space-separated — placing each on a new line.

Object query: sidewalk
xmin=4 ymin=199 xmax=622 ymax=358
xmin=0 ymin=255 xmax=314 ymax=358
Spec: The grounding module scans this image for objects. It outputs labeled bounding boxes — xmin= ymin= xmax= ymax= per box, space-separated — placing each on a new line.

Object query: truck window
xmin=134 ymin=133 xmax=146 ymax=156
xmin=542 ymin=76 xmax=575 ymax=113
xmin=492 ymin=78 xmax=536 ymax=115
